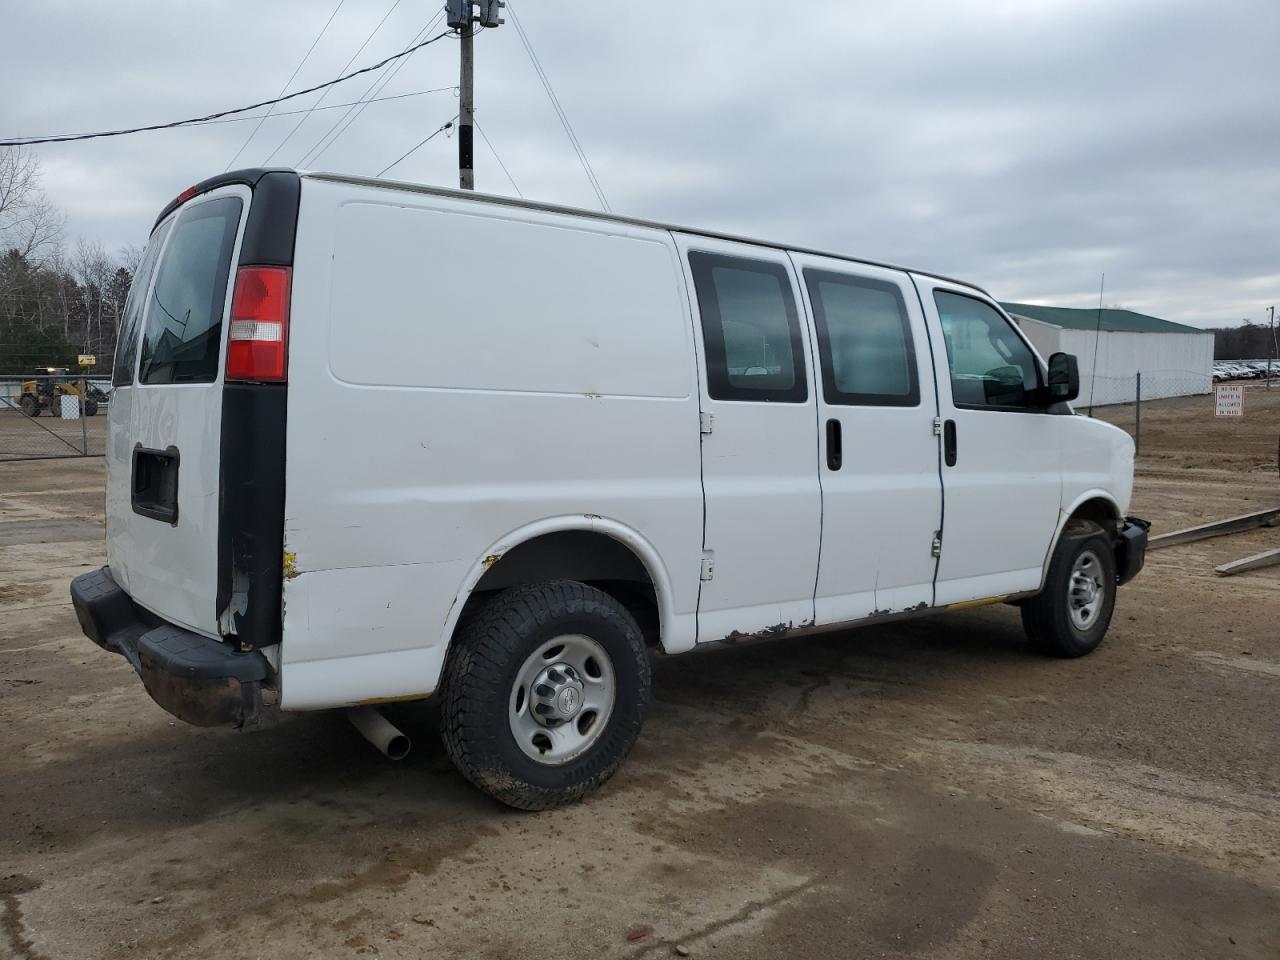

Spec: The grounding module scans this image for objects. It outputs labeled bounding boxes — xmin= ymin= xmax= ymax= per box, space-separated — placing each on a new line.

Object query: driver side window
xmin=934 ymin=291 xmax=1040 ymax=409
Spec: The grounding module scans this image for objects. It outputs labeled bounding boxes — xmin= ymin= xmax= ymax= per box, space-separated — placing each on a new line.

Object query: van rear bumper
xmin=70 ymin=567 xmax=272 ymax=728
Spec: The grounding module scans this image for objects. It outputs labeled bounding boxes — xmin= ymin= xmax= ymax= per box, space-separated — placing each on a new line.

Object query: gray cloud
xmin=2 ymin=0 xmax=1276 ymax=326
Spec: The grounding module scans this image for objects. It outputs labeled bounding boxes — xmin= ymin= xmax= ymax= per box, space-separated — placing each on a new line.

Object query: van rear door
xmin=106 ymin=186 xmax=249 ymax=637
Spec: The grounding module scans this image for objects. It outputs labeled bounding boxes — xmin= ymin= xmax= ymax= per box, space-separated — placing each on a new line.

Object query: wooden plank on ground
xmin=1148 ymin=507 xmax=1280 ymax=550
xmin=1215 ymin=547 xmax=1280 ymax=577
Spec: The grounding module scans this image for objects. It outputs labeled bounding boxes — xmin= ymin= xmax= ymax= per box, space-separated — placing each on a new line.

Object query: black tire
xmin=1021 ymin=520 xmax=1117 ymax=658
xmin=19 ymin=395 xmax=39 ymax=417
xmin=84 ymin=400 xmax=98 ymax=417
xmin=439 ymin=580 xmax=650 ymax=810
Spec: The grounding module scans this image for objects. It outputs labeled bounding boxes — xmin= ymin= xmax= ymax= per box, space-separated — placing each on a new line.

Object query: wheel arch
xmin=438 ymin=516 xmax=681 ymax=656
xmin=1037 ymin=491 xmax=1123 ymax=592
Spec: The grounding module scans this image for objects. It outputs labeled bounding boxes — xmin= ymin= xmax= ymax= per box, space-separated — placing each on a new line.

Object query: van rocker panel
xmin=71 ymin=567 xmax=271 ymax=728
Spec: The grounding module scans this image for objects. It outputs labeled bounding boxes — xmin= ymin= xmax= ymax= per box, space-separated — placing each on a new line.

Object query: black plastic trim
xmin=236 ymin=171 xmax=302 ymax=266
xmin=214 ymin=170 xmax=300 ymax=648
xmin=217 ymin=383 xmax=289 ymax=646
xmin=152 ymin=167 xmax=294 ymax=231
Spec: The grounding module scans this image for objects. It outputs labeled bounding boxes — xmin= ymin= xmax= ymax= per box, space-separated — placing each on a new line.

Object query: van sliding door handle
xmin=826 ymin=418 xmax=842 ymax=471
xmin=944 ymin=420 xmax=957 ymax=467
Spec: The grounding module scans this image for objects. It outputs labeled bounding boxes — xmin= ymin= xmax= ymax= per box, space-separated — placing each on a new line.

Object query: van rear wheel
xmin=439 ymin=580 xmax=650 ymax=810
xmin=1021 ymin=520 xmax=1116 ymax=658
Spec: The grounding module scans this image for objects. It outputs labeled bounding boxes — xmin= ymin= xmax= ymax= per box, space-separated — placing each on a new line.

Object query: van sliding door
xmin=675 ymin=234 xmax=821 ymax=642
xmin=791 ymin=255 xmax=943 ymax=620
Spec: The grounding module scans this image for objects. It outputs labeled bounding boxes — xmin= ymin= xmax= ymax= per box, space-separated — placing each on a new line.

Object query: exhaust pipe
xmin=348 ymin=706 xmax=411 ymax=760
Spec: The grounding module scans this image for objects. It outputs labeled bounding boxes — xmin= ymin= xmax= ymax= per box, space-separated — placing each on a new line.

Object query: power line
xmin=209 ymin=88 xmax=454 ymax=127
xmin=299 ymin=16 xmax=440 ymax=166
xmin=299 ymin=10 xmax=447 ymax=167
xmin=262 ymin=0 xmax=408 ymax=164
xmin=377 ymin=117 xmax=457 ymax=177
xmin=224 ymin=0 xmax=349 ymax=171
xmin=0 ymin=33 xmax=450 ymax=147
xmin=475 ymin=119 xmax=522 ymax=197
xmin=506 ymin=2 xmax=609 ymax=211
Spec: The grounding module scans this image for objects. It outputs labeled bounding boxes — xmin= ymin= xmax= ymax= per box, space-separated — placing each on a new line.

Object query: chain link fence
xmin=0 ymin=374 xmax=110 ymax=460
xmin=1083 ymin=368 xmax=1279 ymax=454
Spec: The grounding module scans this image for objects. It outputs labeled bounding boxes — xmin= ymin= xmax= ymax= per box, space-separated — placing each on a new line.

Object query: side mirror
xmin=1047 ymin=352 xmax=1080 ymax=403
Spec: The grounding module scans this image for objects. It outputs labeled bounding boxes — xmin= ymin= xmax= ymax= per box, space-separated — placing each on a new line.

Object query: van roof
xmin=160 ymin=167 xmax=990 ymax=298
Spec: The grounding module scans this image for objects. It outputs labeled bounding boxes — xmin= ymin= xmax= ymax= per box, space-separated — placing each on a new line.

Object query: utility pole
xmin=1268 ymin=304 xmax=1276 ymax=389
xmin=459 ymin=19 xmax=474 ymax=190
xmin=448 ymin=0 xmax=504 ymax=190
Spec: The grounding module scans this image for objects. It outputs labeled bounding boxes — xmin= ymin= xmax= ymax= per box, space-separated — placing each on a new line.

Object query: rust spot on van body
xmin=282 ymin=552 xmax=299 ymax=580
xmin=482 ymin=554 xmax=502 ymax=569
xmin=720 ymin=622 xmax=792 ymax=644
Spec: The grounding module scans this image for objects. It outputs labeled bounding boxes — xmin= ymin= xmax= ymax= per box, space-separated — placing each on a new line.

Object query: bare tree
xmin=0 ymin=146 xmax=64 ymax=264
xmin=119 ymin=242 xmax=145 ymax=277
xmin=73 ymin=238 xmax=114 ymax=355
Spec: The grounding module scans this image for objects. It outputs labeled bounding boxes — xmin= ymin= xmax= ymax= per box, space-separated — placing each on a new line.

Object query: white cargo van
xmin=72 ymin=168 xmax=1148 ymax=809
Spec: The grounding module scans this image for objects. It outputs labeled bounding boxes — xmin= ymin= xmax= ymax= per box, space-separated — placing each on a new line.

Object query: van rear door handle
xmin=944 ymin=420 xmax=957 ymax=467
xmin=826 ymin=418 xmax=842 ymax=471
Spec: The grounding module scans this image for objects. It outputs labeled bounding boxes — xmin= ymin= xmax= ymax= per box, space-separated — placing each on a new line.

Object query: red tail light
xmin=226 ymin=266 xmax=290 ymax=382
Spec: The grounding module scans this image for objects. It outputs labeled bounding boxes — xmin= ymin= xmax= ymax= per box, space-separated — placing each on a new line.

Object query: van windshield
xmin=138 ymin=196 xmax=242 ymax=385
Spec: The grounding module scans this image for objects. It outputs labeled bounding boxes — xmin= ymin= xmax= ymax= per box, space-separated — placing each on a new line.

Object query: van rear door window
xmin=688 ymin=252 xmax=806 ymax=403
xmin=138 ymin=196 xmax=242 ymax=385
xmin=111 ymin=220 xmax=172 ymax=387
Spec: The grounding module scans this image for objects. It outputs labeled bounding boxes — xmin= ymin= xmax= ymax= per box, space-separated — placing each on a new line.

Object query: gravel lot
xmin=2 ymin=387 xmax=1278 ymax=959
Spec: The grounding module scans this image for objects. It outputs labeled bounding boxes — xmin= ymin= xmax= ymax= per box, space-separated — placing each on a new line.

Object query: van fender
xmin=1035 ymin=489 xmax=1123 ymax=593
xmin=438 ymin=515 xmax=692 ymax=656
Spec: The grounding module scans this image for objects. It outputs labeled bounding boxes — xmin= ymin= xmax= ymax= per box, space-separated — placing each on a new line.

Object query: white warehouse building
xmin=1002 ymin=302 xmax=1214 ymax=406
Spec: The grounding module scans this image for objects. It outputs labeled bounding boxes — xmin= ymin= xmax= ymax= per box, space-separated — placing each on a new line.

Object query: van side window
xmin=138 ymin=197 xmax=242 ymax=385
xmin=804 ymin=270 xmax=919 ymax=406
xmin=111 ymin=221 xmax=172 ymax=387
xmin=934 ymin=291 xmax=1041 ymax=409
xmin=688 ymin=252 xmax=807 ymax=403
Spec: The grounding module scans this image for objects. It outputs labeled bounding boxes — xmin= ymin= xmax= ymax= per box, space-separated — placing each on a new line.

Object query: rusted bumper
xmin=70 ymin=566 xmax=271 ymax=728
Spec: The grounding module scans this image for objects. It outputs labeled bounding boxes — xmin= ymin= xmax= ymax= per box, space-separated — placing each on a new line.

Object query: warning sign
xmin=1215 ymin=383 xmax=1244 ymax=418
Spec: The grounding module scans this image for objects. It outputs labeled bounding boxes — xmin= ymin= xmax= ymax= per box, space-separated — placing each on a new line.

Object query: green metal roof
xmin=1000 ymin=302 xmax=1205 ymax=335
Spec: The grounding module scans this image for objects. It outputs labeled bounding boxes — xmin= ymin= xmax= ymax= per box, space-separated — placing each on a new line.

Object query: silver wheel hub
xmin=534 ymin=663 xmax=585 ymax=723
xmin=1067 ymin=549 xmax=1106 ymax=630
xmin=509 ymin=634 xmax=615 ymax=765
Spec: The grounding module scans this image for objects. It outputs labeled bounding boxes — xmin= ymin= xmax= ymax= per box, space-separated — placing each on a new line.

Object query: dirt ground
xmin=2 ymin=386 xmax=1278 ymax=960
xmin=0 ymin=409 xmax=107 ymax=461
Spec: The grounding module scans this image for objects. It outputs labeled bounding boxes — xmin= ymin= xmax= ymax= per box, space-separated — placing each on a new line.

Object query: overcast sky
xmin=3 ymin=0 xmax=1277 ymax=327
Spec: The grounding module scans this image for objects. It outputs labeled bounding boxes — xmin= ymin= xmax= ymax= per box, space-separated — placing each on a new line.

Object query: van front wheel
xmin=439 ymin=580 xmax=650 ymax=810
xmin=1021 ymin=520 xmax=1117 ymax=658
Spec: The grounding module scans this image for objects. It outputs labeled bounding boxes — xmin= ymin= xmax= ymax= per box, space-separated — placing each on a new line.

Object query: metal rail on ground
xmin=1148 ymin=507 xmax=1280 ymax=551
